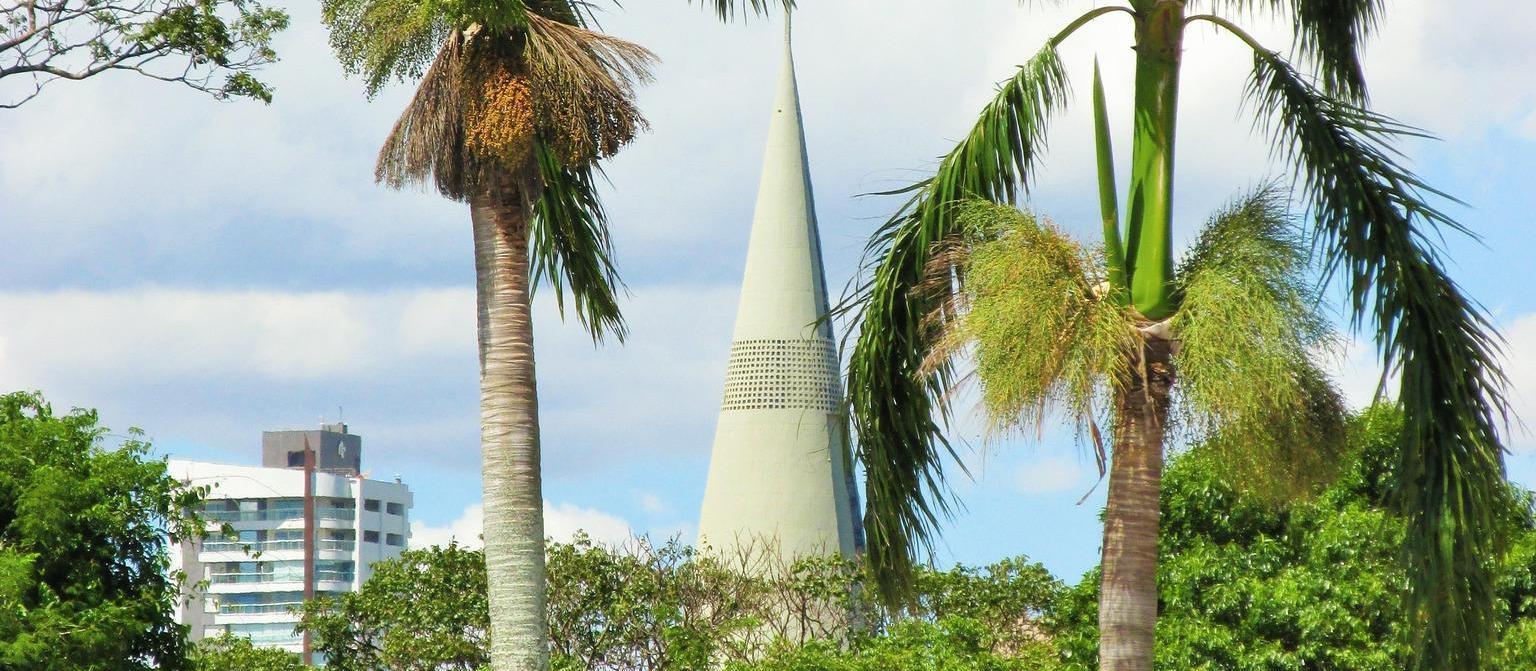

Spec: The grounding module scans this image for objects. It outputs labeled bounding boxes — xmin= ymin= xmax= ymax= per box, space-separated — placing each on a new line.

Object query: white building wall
xmin=168 ymin=459 xmax=413 ymax=655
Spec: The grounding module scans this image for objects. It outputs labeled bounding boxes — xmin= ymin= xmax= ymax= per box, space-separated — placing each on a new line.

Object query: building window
xmin=363 ymin=530 xmax=379 ymax=543
xmin=385 ymin=533 xmax=404 ymax=547
xmin=385 ymin=502 xmax=404 ymax=515
xmin=363 ymin=499 xmax=380 ymax=512
xmin=287 ymin=450 xmax=304 ymax=467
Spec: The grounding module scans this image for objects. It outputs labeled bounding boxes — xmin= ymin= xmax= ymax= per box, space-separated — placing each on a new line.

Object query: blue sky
xmin=2 ymin=0 xmax=1534 ymax=584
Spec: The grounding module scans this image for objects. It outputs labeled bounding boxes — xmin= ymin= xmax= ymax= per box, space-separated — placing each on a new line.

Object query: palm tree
xmin=841 ymin=3 xmax=1510 ymax=671
xmin=319 ymin=1 xmax=784 ymax=669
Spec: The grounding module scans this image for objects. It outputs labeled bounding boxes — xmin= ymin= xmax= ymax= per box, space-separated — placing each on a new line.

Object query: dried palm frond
xmin=375 ymin=31 xmax=482 ymax=199
xmin=523 ymin=13 xmax=656 ymax=166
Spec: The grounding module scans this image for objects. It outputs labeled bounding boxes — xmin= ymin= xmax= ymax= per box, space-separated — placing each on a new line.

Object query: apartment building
xmin=167 ymin=423 xmax=412 ymax=660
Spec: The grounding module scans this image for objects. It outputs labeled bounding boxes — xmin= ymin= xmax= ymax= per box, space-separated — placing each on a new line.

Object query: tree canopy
xmin=1 ymin=0 xmax=288 ymax=107
xmin=1050 ymin=405 xmax=1536 ymax=670
xmin=190 ymin=633 xmax=306 ymax=671
xmin=0 ymin=391 xmax=208 ymax=670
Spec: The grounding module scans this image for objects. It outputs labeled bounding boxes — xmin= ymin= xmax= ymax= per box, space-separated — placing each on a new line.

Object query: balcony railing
xmin=201 ymin=539 xmax=356 ymax=554
xmin=216 ymin=601 xmax=304 ymax=615
xmin=208 ymin=570 xmax=354 ymax=585
xmin=201 ymin=509 xmax=356 ymax=523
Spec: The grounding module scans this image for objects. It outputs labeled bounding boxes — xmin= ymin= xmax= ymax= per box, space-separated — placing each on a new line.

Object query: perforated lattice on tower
xmin=720 ymin=339 xmax=842 ymax=412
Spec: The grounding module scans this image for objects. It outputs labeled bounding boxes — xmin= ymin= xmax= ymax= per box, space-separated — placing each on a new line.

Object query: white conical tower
xmin=697 ymin=19 xmax=860 ymax=563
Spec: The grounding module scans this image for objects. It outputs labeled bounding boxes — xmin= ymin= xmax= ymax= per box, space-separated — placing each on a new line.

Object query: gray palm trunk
xmin=471 ymin=179 xmax=551 ymax=671
xmin=1098 ymin=333 xmax=1174 ymax=671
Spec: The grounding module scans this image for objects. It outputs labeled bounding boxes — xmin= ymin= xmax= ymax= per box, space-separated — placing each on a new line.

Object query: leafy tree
xmin=298 ymin=543 xmax=490 ymax=671
xmin=841 ymin=2 xmax=1508 ymax=670
xmin=1 ymin=0 xmax=288 ymax=107
xmin=302 ymin=535 xmax=1064 ymax=671
xmin=316 ymin=1 xmax=786 ymax=668
xmin=1049 ymin=406 xmax=1536 ymax=670
xmin=302 ymin=535 xmax=864 ymax=671
xmin=190 ymin=633 xmax=306 ymax=671
xmin=731 ymin=618 xmax=1059 ymax=671
xmin=0 ymin=391 xmax=208 ymax=670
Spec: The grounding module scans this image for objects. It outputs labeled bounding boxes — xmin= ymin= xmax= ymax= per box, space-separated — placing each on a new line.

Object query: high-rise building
xmin=697 ymin=22 xmax=861 ymax=564
xmin=168 ymin=423 xmax=412 ymax=661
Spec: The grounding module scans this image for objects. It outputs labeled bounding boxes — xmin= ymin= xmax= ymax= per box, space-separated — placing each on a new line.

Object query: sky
xmin=2 ymin=0 xmax=1534 ymax=584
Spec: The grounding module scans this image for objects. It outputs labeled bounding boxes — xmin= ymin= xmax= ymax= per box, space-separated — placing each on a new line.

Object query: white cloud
xmin=411 ymin=503 xmax=486 ymax=550
xmin=1015 ymin=455 xmax=1090 ymax=496
xmin=0 ymin=287 xmax=472 ymax=386
xmin=638 ymin=493 xmax=667 ymax=515
xmin=411 ymin=501 xmax=633 ymax=550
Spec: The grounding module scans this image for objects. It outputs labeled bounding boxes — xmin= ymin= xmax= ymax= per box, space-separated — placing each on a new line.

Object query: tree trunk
xmin=1098 ymin=331 xmax=1174 ymax=671
xmin=472 ymin=178 xmax=550 ymax=671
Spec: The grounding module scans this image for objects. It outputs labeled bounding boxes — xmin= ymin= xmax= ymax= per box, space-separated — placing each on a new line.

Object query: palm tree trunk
xmin=472 ymin=177 xmax=550 ymax=671
xmin=1098 ymin=332 xmax=1174 ymax=671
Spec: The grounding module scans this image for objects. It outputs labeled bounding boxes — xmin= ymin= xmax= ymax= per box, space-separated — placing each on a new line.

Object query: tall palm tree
xmin=319 ymin=1 xmax=784 ymax=669
xmin=841 ymin=2 xmax=1510 ymax=671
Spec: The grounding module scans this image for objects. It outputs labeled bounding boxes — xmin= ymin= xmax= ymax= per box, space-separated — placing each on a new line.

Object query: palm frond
xmin=1206 ymin=0 xmax=1382 ymax=103
xmin=322 ymin=0 xmax=458 ymax=98
xmin=529 ymin=140 xmax=627 ymax=342
xmin=1171 ymin=184 xmax=1346 ymax=500
xmin=925 ymin=202 xmax=1134 ymax=441
xmin=521 ymin=13 xmax=656 ymax=167
xmin=692 ymin=0 xmax=793 ymax=22
xmin=840 ymin=43 xmax=1069 ymax=606
xmin=1246 ymin=48 xmax=1510 ymax=671
xmin=1289 ymin=0 xmax=1381 ymax=103
xmin=1091 ymin=59 xmax=1126 ymax=299
xmin=375 ymin=32 xmax=478 ymax=199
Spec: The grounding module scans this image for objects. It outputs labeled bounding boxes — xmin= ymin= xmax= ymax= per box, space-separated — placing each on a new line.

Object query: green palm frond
xmin=842 ymin=43 xmax=1069 ymax=606
xmin=1245 ymin=47 xmax=1510 ymax=671
xmin=1205 ymin=0 xmax=1381 ymax=102
xmin=926 ymin=202 xmax=1134 ymax=440
xmin=692 ymin=0 xmax=793 ymax=21
xmin=529 ymin=140 xmax=627 ymax=342
xmin=1171 ymin=185 xmax=1346 ymax=500
xmin=1288 ymin=0 xmax=1381 ymax=103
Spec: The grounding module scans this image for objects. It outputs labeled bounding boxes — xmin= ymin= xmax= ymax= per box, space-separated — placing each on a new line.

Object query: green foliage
xmin=298 ymin=543 xmax=489 ymax=671
xmin=1243 ymin=40 xmax=1512 ymax=671
xmin=843 ymin=40 xmax=1070 ymax=606
xmin=1208 ymin=0 xmax=1381 ymax=103
xmin=321 ymin=0 xmax=457 ymax=98
xmin=0 ymin=391 xmax=208 ymax=670
xmin=933 ymin=202 xmax=1133 ymax=440
xmin=320 ymin=0 xmax=610 ymax=99
xmin=528 ymin=122 xmax=625 ymax=343
xmin=691 ymin=0 xmax=794 ymax=22
xmin=1170 ymin=185 xmax=1346 ymax=499
xmin=847 ymin=6 xmax=1508 ymax=667
xmin=734 ymin=618 xmax=1059 ymax=671
xmin=1052 ymin=405 xmax=1536 ymax=670
xmin=190 ymin=633 xmax=306 ymax=671
xmin=1 ymin=0 xmax=288 ymax=107
xmin=1090 ymin=59 xmax=1125 ymax=297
